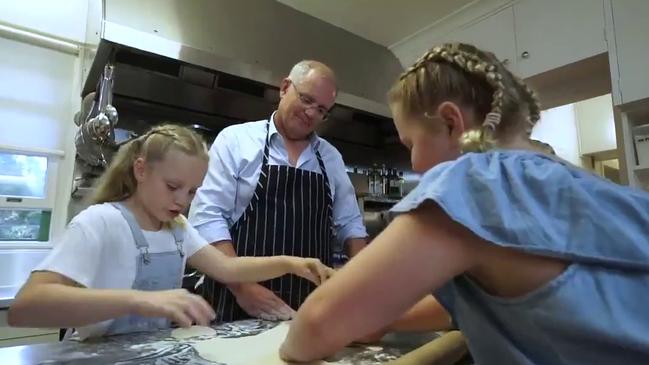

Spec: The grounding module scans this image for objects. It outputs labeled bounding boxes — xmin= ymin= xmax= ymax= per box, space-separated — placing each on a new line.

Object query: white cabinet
xmin=618 ymin=111 xmax=649 ymax=190
xmin=428 ymin=1 xmax=606 ymax=79
xmin=513 ymin=0 xmax=607 ymax=78
xmin=602 ymin=1 xmax=649 ymax=189
xmin=605 ymin=0 xmax=649 ymax=106
xmin=440 ymin=7 xmax=518 ymax=72
xmin=574 ymin=94 xmax=617 ymax=155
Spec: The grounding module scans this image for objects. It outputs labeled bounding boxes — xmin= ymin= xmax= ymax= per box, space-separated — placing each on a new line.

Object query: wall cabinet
xmin=605 ymin=0 xmax=649 ymax=106
xmin=404 ymin=0 xmax=607 ymax=79
xmin=514 ymin=0 xmax=606 ymax=78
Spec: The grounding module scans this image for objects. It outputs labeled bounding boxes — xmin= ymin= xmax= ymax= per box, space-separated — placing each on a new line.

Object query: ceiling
xmin=276 ymin=0 xmax=477 ymax=48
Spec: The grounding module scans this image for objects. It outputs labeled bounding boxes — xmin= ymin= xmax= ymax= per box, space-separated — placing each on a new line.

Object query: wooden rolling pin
xmin=385 ymin=331 xmax=468 ymax=365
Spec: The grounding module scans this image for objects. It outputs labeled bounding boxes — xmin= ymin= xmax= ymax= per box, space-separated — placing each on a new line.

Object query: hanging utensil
xmin=104 ymin=104 xmax=119 ymax=125
xmin=74 ymin=64 xmax=119 ymax=167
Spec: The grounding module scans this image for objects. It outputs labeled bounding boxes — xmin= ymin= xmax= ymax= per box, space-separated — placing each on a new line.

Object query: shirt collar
xmin=269 ymin=111 xmax=320 ymax=148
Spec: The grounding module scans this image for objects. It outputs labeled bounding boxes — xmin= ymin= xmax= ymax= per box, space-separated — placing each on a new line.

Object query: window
xmin=0 ymin=147 xmax=61 ymax=244
xmin=0 ymin=152 xmax=48 ymax=199
xmin=0 ymin=208 xmax=51 ymax=241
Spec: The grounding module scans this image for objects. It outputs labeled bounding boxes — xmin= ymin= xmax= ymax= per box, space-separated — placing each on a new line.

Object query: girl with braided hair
xmin=9 ymin=124 xmax=333 ymax=339
xmin=281 ymin=43 xmax=649 ymax=364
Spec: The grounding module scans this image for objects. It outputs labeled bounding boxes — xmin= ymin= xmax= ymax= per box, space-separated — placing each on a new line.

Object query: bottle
xmin=389 ymin=168 xmax=400 ymax=196
xmin=381 ymin=164 xmax=389 ymax=196
xmin=398 ymin=171 xmax=405 ymax=197
xmin=361 ymin=167 xmax=370 ymax=195
xmin=375 ymin=166 xmax=384 ymax=196
xmin=370 ymin=164 xmax=379 ymax=196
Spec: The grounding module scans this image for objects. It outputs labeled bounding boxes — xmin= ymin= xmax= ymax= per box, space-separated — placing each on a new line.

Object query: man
xmin=188 ymin=60 xmax=368 ymax=322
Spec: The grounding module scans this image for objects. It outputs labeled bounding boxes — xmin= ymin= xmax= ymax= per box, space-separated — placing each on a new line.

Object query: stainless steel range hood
xmin=79 ymin=0 xmax=409 ymax=167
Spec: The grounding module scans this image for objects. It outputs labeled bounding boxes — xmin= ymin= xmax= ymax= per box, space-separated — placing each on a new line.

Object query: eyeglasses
xmin=290 ymin=81 xmax=331 ymax=121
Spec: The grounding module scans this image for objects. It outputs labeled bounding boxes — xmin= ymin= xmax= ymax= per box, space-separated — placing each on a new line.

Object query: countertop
xmin=0 ymin=319 xmax=439 ymax=365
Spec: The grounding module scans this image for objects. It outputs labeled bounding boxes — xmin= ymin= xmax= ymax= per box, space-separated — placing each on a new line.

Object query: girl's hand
xmin=286 ymin=257 xmax=335 ymax=286
xmin=131 ymin=289 xmax=216 ymax=327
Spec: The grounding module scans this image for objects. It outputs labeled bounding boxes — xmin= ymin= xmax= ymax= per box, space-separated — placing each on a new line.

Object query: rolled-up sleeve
xmin=329 ymin=155 xmax=368 ymax=243
xmin=188 ymin=128 xmax=239 ymax=244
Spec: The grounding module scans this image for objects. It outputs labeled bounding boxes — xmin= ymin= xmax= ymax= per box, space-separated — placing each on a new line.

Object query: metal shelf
xmin=632 ymin=123 xmax=649 ymax=136
xmin=358 ymin=196 xmax=401 ymax=204
xmin=633 ymin=164 xmax=649 ymax=180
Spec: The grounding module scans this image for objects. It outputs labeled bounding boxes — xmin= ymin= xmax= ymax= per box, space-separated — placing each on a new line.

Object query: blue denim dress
xmin=391 ymin=150 xmax=649 ymax=365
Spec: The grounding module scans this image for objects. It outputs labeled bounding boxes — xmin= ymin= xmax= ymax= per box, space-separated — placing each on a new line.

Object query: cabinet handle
xmin=521 ymin=51 xmax=530 ymax=59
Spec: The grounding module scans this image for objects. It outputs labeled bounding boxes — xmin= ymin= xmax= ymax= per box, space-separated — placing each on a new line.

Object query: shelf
xmin=633 ymin=165 xmax=649 ymax=181
xmin=359 ymin=196 xmax=401 ymax=204
xmin=632 ymin=123 xmax=649 ymax=136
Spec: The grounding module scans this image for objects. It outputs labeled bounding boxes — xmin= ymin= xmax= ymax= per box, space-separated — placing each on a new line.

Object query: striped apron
xmin=203 ymin=119 xmax=335 ymax=322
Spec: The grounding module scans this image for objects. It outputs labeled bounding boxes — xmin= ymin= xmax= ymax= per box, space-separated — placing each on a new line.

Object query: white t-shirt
xmin=34 ymin=202 xmax=208 ymax=339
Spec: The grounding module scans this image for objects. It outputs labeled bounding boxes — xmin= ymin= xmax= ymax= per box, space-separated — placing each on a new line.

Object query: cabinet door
xmin=608 ymin=0 xmax=649 ymax=105
xmin=514 ymin=0 xmax=606 ymax=78
xmin=441 ymin=7 xmax=518 ymax=72
xmin=574 ymin=94 xmax=617 ymax=155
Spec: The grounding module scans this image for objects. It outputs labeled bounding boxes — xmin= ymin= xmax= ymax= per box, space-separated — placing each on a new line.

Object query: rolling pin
xmin=385 ymin=331 xmax=468 ymax=365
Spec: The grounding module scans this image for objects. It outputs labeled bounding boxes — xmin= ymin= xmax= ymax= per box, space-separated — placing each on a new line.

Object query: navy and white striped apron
xmin=202 ymin=119 xmax=335 ymax=322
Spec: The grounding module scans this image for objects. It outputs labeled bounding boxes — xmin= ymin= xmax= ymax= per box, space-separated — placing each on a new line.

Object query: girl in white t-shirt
xmin=8 ymin=124 xmax=332 ymax=339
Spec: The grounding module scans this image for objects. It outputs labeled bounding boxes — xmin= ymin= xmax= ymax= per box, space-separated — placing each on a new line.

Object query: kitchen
xmin=1 ymin=0 xmax=649 ymax=364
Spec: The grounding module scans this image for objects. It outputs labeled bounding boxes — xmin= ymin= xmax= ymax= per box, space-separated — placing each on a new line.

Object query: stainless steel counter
xmin=0 ymin=320 xmax=438 ymax=365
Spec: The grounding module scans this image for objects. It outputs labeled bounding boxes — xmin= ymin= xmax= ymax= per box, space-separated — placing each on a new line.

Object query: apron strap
xmin=265 ymin=117 xmax=336 ymax=238
xmin=171 ymin=223 xmax=185 ymax=258
xmin=112 ymin=202 xmax=152 ymax=264
xmin=262 ymin=119 xmax=271 ymax=167
xmin=265 ymin=116 xmax=330 ymax=181
xmin=112 ymin=202 xmax=186 ymax=262
xmin=314 ymin=147 xmax=336 ymax=239
xmin=112 ymin=202 xmax=149 ymax=250
xmin=314 ymin=149 xmax=331 ymax=196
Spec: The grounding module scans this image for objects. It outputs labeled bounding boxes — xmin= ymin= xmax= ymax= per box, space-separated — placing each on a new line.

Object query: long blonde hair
xmin=388 ymin=43 xmax=541 ymax=153
xmin=90 ymin=124 xmax=208 ymax=205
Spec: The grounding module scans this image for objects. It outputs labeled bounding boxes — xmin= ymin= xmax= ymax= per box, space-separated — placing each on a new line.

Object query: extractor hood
xmin=78 ymin=0 xmax=409 ymax=168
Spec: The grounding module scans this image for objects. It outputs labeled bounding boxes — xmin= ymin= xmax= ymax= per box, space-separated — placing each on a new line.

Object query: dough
xmin=192 ymin=322 xmax=330 ymax=365
xmin=171 ymin=325 xmax=217 ymax=339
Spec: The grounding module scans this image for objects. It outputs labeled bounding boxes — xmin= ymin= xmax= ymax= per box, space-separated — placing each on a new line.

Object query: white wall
xmin=0 ymin=5 xmax=85 ymax=242
xmin=0 ymin=0 xmax=88 ymax=42
xmin=574 ymin=94 xmax=617 ymax=155
xmin=531 ymin=104 xmax=582 ymax=166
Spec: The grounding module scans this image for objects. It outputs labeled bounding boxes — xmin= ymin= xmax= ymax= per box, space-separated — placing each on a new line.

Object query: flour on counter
xmin=192 ymin=322 xmax=332 ymax=365
xmin=171 ymin=325 xmax=217 ymax=339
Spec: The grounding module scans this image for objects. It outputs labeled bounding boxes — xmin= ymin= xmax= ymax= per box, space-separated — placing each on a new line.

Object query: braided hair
xmin=90 ymin=124 xmax=208 ymax=205
xmin=389 ymin=43 xmax=541 ymax=153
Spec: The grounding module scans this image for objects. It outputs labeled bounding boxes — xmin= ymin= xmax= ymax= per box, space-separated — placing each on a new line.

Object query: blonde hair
xmin=530 ymin=139 xmax=556 ymax=155
xmin=90 ymin=124 xmax=208 ymax=205
xmin=388 ymin=43 xmax=541 ymax=153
